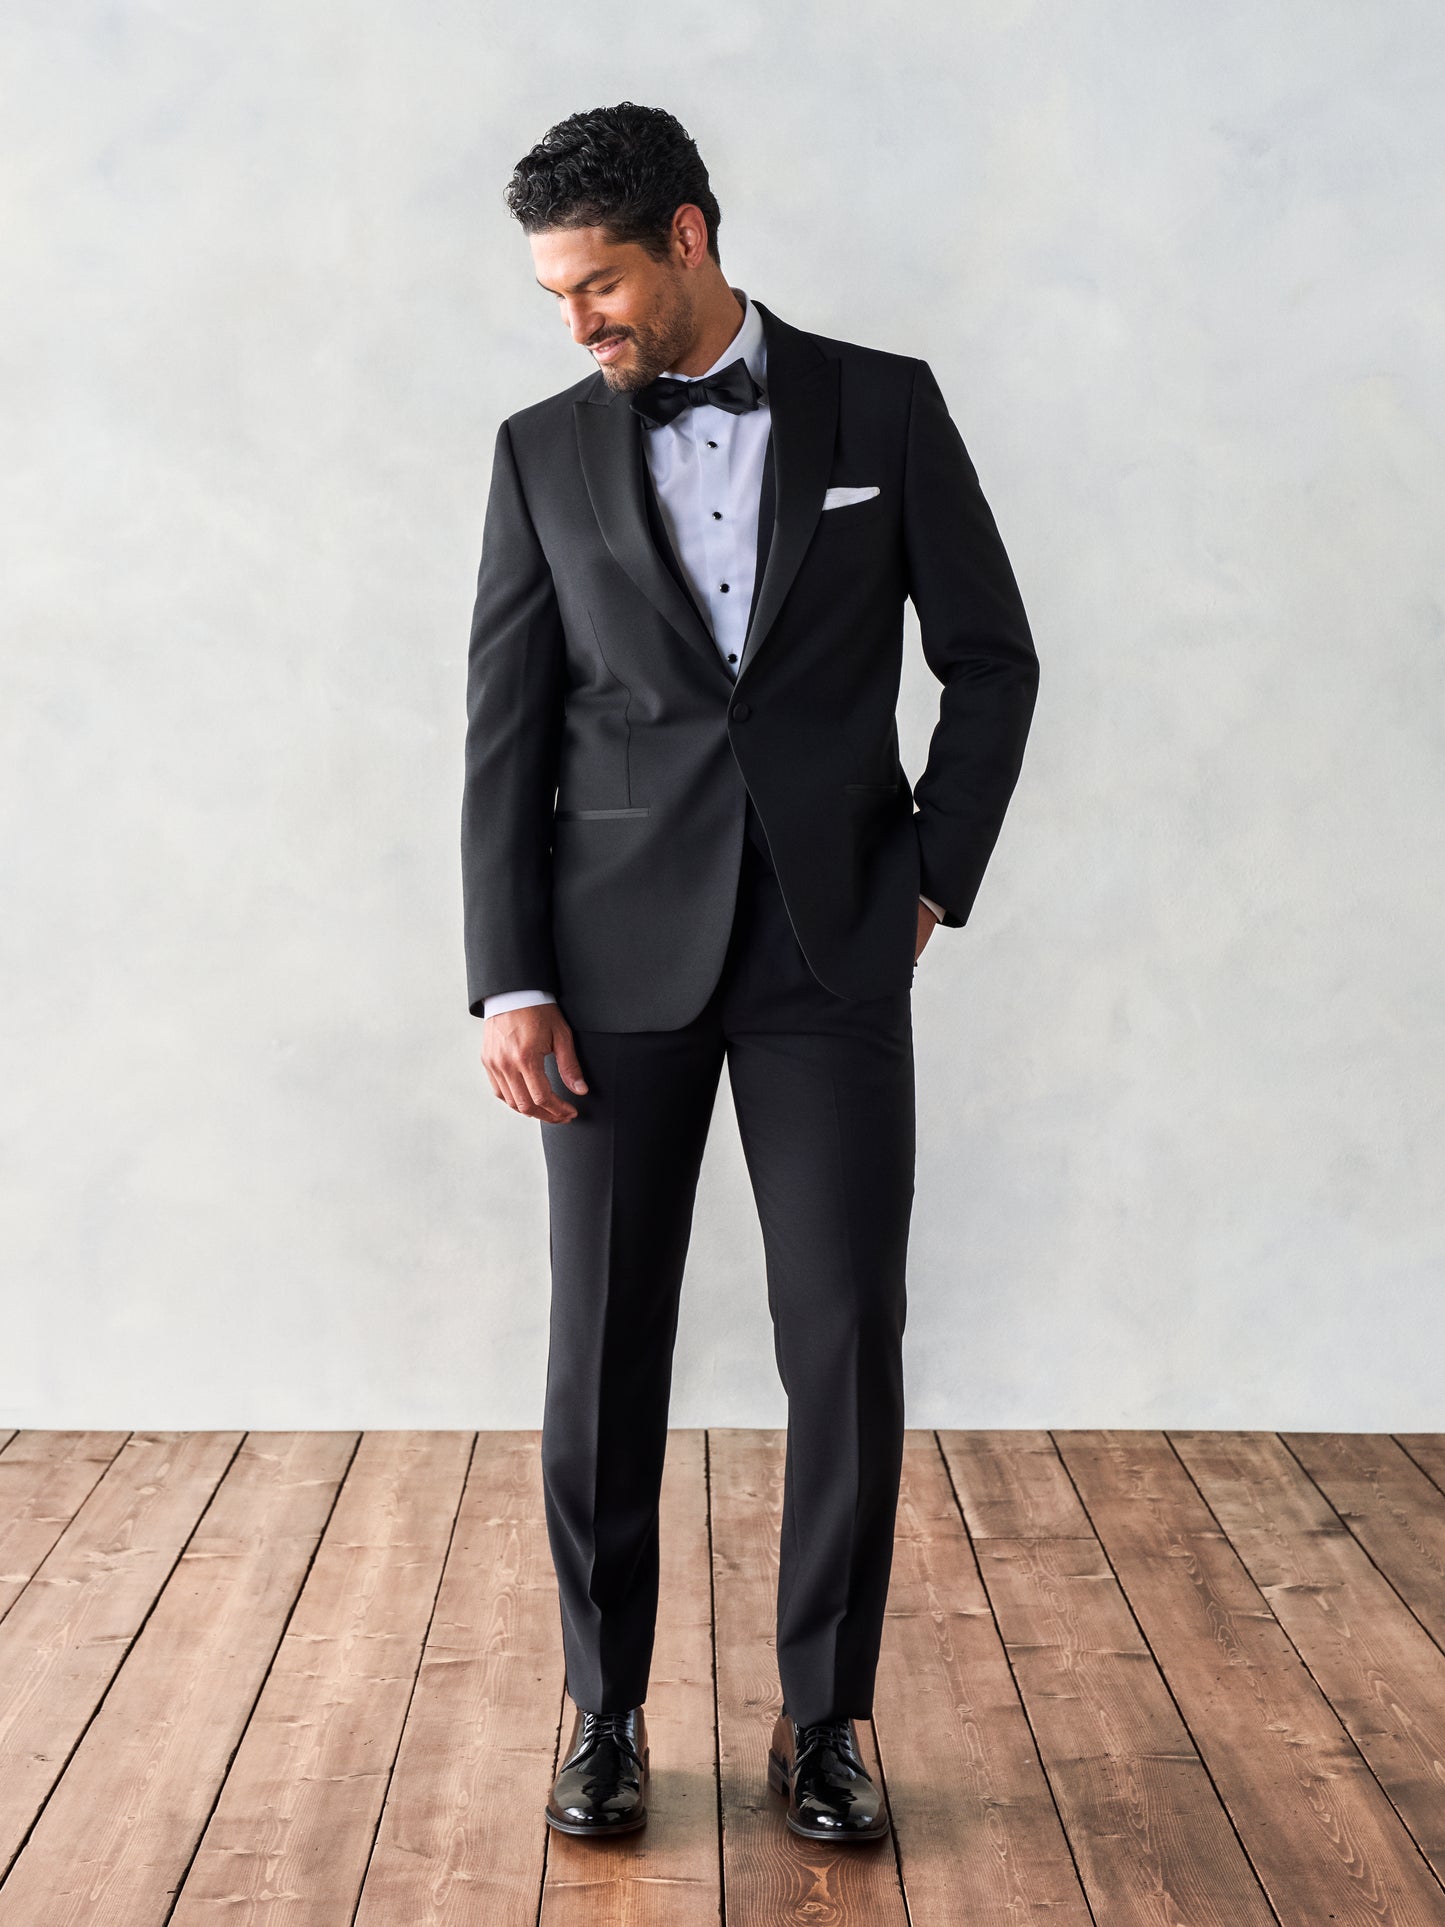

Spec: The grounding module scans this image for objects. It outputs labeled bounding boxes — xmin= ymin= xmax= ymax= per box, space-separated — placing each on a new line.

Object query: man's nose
xmin=563 ymin=303 xmax=602 ymax=343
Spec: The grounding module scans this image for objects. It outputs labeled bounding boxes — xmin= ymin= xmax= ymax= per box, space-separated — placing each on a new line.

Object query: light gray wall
xmin=3 ymin=3 xmax=1442 ymax=1430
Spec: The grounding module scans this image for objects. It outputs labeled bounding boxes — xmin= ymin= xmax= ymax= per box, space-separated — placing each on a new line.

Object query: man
xmin=461 ymin=102 xmax=1039 ymax=1843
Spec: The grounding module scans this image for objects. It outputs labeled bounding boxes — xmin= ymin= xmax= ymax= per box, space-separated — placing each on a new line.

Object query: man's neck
xmin=668 ymin=283 xmax=747 ymax=377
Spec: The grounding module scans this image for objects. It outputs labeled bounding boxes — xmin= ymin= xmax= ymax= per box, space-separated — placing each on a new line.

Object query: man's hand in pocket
xmin=915 ymin=900 xmax=941 ymax=963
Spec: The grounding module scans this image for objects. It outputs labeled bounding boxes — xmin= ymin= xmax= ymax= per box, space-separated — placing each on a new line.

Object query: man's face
xmin=530 ymin=224 xmax=695 ymax=393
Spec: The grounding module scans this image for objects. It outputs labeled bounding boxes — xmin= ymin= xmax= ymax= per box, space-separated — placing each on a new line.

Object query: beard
xmin=589 ymin=277 xmax=695 ymax=393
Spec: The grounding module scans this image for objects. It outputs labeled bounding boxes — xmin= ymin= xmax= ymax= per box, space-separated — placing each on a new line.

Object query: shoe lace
xmin=579 ymin=1709 xmax=641 ymax=1760
xmin=795 ymin=1716 xmax=855 ymax=1765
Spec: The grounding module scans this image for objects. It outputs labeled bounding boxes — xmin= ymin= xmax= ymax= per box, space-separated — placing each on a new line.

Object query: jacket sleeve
xmin=902 ymin=358 xmax=1040 ymax=927
xmin=461 ymin=418 xmax=566 ymax=1017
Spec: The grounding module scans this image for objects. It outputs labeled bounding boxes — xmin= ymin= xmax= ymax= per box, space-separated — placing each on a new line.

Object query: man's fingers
xmin=516 ymin=1051 xmax=577 ymax=1122
xmin=487 ymin=1046 xmax=576 ymax=1121
xmin=480 ymin=1007 xmax=584 ymax=1122
xmin=489 ymin=1060 xmax=524 ymax=1111
xmin=550 ymin=1030 xmax=589 ymax=1095
xmin=481 ymin=1046 xmax=530 ymax=1116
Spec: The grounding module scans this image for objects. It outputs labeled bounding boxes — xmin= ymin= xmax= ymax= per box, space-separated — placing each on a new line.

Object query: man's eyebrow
xmin=534 ymin=267 xmax=621 ymax=294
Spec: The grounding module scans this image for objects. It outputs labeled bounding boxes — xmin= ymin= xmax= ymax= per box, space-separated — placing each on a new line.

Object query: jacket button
xmin=732 ymin=700 xmax=751 ymax=721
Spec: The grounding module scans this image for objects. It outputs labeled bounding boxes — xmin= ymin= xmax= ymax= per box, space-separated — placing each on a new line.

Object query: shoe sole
xmin=544 ymin=1751 xmax=649 ymax=1836
xmin=766 ymin=1747 xmax=892 ymax=1842
xmin=544 ymin=1805 xmax=648 ymax=1836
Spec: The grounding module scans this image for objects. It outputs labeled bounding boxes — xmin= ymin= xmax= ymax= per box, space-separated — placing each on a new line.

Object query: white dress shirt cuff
xmin=919 ymin=894 xmax=947 ymax=924
xmin=482 ymin=987 xmax=556 ymax=1018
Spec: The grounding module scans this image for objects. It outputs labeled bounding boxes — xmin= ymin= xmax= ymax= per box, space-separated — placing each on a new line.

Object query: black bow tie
xmin=630 ymin=355 xmax=764 ymax=428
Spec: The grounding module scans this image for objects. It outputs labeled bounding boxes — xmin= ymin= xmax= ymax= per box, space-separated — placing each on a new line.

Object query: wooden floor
xmin=1 ymin=1430 xmax=1444 ymax=1924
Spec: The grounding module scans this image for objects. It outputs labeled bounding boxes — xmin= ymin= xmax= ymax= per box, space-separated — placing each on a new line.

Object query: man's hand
xmin=482 ymin=1001 xmax=589 ymax=1123
xmin=915 ymin=900 xmax=940 ymax=963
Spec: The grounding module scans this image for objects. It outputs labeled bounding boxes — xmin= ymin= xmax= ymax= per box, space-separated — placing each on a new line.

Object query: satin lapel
xmin=573 ymin=379 xmax=724 ymax=681
xmin=738 ymin=299 xmax=837 ymax=678
xmin=571 ymin=299 xmax=836 ymax=685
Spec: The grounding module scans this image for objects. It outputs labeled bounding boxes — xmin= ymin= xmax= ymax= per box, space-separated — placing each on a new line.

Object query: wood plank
xmin=944 ymin=1430 xmax=1272 ymax=1924
xmin=1287 ymin=1434 xmax=1445 ymax=1649
xmin=0 ymin=1432 xmax=130 ymax=1619
xmin=709 ymin=1427 xmax=908 ymax=1925
xmin=540 ymin=1427 xmax=721 ymax=1925
xmin=350 ymin=1432 xmax=563 ymax=1926
xmin=0 ymin=1430 xmax=243 ymax=1877
xmin=1397 ymin=1436 xmax=1445 ymax=1503
xmin=170 ymin=1430 xmax=475 ymax=1926
xmin=0 ymin=1433 xmax=356 ymax=1924
xmin=873 ymin=1432 xmax=1091 ymax=1924
xmin=1174 ymin=1429 xmax=1445 ymax=1878
xmin=1058 ymin=1429 xmax=1445 ymax=1926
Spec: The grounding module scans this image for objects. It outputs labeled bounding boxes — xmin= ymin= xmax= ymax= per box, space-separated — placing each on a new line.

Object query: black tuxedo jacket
xmin=461 ymin=297 xmax=1039 ymax=1031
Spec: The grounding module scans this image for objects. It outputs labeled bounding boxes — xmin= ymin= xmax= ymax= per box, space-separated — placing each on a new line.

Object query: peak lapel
xmin=738 ymin=300 xmax=837 ymax=678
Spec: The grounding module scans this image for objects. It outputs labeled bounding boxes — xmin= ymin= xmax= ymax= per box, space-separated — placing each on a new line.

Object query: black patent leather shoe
xmin=767 ymin=1709 xmax=890 ymax=1841
xmin=545 ymin=1704 xmax=649 ymax=1835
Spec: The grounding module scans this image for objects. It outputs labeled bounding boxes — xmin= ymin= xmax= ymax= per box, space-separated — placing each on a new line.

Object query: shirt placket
xmin=694 ymin=409 xmax=736 ymax=668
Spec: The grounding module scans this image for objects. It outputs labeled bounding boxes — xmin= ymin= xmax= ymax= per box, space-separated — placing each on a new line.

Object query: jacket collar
xmin=654 ymin=283 xmax=767 ymax=388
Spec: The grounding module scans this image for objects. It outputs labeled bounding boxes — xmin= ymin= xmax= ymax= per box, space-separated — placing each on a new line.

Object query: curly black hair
xmin=504 ymin=102 xmax=722 ymax=264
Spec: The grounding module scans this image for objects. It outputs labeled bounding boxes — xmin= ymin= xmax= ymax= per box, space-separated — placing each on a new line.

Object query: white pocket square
xmin=821 ymin=485 xmax=881 ymax=510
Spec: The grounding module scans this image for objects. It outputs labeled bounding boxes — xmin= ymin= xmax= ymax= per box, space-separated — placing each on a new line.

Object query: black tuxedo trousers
xmin=538 ymin=793 xmax=915 ymax=1727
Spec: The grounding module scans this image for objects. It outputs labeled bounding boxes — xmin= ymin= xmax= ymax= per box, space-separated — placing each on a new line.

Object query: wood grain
xmin=170 ymin=1429 xmax=474 ymax=1925
xmin=0 ymin=1430 xmax=243 ymax=1876
xmin=945 ymin=1429 xmax=1272 ymax=1925
xmin=0 ymin=1432 xmax=130 ymax=1620
xmin=1174 ymin=1428 xmax=1445 ymax=1877
xmin=0 ymin=1433 xmax=355 ymax=1924
xmin=1058 ymin=1429 xmax=1445 ymax=1925
xmin=1397 ymin=1436 xmax=1445 ymax=1505
xmin=2 ymin=1428 xmax=1443 ymax=1922
xmin=352 ymin=1430 xmax=563 ymax=1926
xmin=874 ymin=1431 xmax=1092 ymax=1924
xmin=1287 ymin=1433 xmax=1445 ymax=1649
